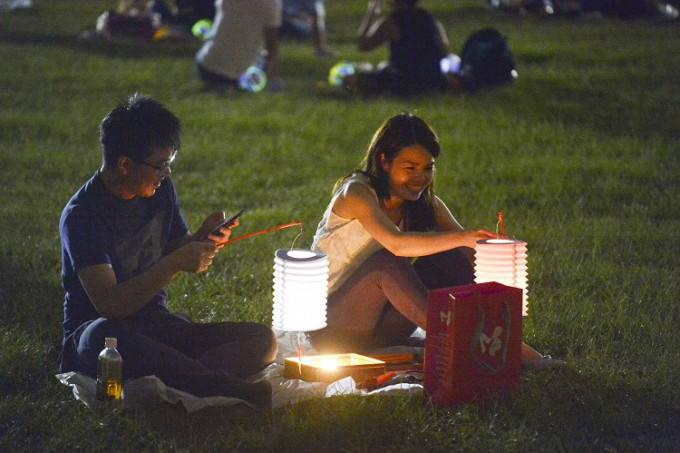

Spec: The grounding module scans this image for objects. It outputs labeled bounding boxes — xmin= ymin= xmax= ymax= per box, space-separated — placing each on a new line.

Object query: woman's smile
xmin=382 ymin=144 xmax=435 ymax=202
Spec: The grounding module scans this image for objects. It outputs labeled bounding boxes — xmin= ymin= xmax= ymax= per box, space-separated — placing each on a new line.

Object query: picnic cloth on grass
xmin=56 ymin=329 xmax=425 ymax=412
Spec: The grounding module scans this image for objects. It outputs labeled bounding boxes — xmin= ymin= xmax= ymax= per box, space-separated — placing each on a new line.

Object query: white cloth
xmin=56 ymin=371 xmax=252 ymax=412
xmin=195 ymin=0 xmax=282 ymax=80
xmin=312 ymin=174 xmax=384 ymax=295
xmin=56 ymin=328 xmax=424 ymax=412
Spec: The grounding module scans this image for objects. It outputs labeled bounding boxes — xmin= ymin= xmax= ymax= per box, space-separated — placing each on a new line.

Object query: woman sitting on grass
xmin=310 ymin=113 xmax=555 ymax=367
xmin=343 ymin=0 xmax=450 ymax=96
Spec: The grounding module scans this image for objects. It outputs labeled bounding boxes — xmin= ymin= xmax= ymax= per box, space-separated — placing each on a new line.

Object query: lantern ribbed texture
xmin=474 ymin=239 xmax=529 ymax=316
xmin=272 ymin=249 xmax=329 ymax=332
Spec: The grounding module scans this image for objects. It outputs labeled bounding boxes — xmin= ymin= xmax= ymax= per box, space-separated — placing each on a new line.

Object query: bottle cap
xmin=105 ymin=337 xmax=117 ymax=349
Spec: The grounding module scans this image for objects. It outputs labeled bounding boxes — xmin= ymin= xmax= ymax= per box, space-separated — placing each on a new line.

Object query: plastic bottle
xmin=96 ymin=337 xmax=123 ymax=402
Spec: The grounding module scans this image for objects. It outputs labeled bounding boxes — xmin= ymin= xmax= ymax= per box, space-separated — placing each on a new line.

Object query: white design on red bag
xmin=480 ymin=326 xmax=503 ymax=356
xmin=470 ymin=302 xmax=511 ymax=374
xmin=440 ymin=310 xmax=452 ymax=326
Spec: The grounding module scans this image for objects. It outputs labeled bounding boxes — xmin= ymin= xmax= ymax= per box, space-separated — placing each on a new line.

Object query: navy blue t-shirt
xmin=59 ymin=171 xmax=189 ymax=341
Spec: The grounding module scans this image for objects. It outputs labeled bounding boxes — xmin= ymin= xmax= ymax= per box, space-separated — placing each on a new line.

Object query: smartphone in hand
xmin=205 ymin=208 xmax=245 ymax=239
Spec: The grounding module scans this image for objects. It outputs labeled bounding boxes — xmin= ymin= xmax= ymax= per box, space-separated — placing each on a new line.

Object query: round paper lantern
xmin=474 ymin=239 xmax=529 ymax=316
xmin=272 ymin=249 xmax=328 ymax=332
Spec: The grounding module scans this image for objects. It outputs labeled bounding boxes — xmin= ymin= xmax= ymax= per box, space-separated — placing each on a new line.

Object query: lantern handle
xmin=216 ymin=221 xmax=303 ymax=247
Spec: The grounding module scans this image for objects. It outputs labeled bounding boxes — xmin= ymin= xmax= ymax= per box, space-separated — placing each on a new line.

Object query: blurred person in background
xmin=194 ymin=0 xmax=284 ymax=92
xmin=280 ymin=0 xmax=334 ymax=56
xmin=343 ymin=0 xmax=449 ymax=96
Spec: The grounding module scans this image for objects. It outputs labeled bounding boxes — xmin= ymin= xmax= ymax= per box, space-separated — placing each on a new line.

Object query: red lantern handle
xmin=216 ymin=221 xmax=303 ymax=247
xmin=497 ymin=211 xmax=506 ymax=237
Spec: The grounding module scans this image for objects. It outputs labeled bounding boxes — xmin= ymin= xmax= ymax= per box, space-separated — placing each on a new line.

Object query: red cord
xmin=216 ymin=221 xmax=303 ymax=247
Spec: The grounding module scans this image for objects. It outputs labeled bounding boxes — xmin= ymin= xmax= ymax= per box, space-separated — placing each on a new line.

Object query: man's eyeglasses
xmin=139 ymin=156 xmax=175 ymax=173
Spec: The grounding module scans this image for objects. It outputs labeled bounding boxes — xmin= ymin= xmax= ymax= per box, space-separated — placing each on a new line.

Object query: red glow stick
xmin=297 ymin=332 xmax=303 ymax=375
xmin=216 ymin=221 xmax=303 ymax=247
xmin=497 ymin=210 xmax=506 ymax=237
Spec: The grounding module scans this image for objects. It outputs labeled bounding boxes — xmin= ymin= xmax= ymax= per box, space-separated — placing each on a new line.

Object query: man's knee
xmin=82 ymin=318 xmax=130 ymax=344
xmin=75 ymin=318 xmax=130 ymax=376
xmin=254 ymin=323 xmax=278 ymax=364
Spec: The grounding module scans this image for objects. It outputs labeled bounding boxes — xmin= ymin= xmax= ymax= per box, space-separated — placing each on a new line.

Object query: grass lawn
xmin=1 ymin=0 xmax=679 ymax=451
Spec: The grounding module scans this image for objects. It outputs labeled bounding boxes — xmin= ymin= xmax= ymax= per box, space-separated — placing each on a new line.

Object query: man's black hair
xmin=100 ymin=93 xmax=181 ymax=167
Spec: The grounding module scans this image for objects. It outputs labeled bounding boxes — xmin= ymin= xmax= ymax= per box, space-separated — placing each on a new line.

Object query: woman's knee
xmin=413 ymin=247 xmax=475 ymax=289
xmin=367 ymin=249 xmax=411 ymax=274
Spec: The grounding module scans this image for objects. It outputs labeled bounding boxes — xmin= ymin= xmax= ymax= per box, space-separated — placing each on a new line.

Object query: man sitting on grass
xmin=58 ymin=93 xmax=277 ymax=409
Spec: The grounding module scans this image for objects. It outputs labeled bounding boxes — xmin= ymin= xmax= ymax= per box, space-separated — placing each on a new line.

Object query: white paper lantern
xmin=272 ymin=249 xmax=328 ymax=332
xmin=474 ymin=239 xmax=529 ymax=316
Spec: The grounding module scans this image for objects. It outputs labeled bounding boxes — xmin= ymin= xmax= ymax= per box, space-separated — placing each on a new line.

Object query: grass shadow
xmin=0 ymin=248 xmax=63 ymax=341
xmin=499 ymin=366 xmax=680 ymax=450
xmin=0 ymin=29 xmax=199 ymax=60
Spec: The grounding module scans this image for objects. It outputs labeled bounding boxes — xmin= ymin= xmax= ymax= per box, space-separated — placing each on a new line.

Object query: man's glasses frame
xmin=139 ymin=154 xmax=176 ymax=173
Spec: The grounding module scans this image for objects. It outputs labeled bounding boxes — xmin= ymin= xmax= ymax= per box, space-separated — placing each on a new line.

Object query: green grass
xmin=1 ymin=0 xmax=679 ymax=451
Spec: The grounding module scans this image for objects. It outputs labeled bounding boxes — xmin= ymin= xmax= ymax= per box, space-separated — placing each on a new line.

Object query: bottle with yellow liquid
xmin=96 ymin=337 xmax=123 ymax=402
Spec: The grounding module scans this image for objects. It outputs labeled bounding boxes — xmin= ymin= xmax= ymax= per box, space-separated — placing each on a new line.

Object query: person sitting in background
xmin=59 ymin=94 xmax=277 ymax=408
xmin=280 ymin=0 xmax=334 ymax=56
xmin=310 ymin=113 xmax=558 ymax=368
xmin=88 ymin=0 xmax=162 ymax=41
xmin=577 ymin=0 xmax=678 ymax=18
xmin=86 ymin=0 xmax=202 ymax=42
xmin=488 ymin=0 xmax=678 ymax=19
xmin=194 ymin=0 xmax=284 ymax=92
xmin=116 ymin=0 xmax=147 ymax=15
xmin=343 ymin=0 xmax=450 ymax=96
xmin=149 ymin=0 xmax=216 ymax=32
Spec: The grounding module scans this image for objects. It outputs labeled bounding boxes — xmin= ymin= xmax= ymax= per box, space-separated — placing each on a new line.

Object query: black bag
xmin=458 ymin=28 xmax=517 ymax=92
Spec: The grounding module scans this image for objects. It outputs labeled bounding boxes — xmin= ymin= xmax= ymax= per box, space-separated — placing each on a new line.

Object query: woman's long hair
xmin=336 ymin=113 xmax=440 ymax=232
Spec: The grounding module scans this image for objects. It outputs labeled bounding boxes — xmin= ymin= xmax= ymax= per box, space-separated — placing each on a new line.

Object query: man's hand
xmin=197 ymin=211 xmax=237 ymax=244
xmin=172 ymin=241 xmax=218 ymax=274
xmin=78 ymin=238 xmax=219 ymax=319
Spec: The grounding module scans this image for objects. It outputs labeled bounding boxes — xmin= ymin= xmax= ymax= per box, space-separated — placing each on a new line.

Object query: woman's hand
xmin=358 ymin=0 xmax=393 ymax=51
xmin=368 ymin=0 xmax=384 ymax=15
xmin=463 ymin=228 xmax=503 ymax=247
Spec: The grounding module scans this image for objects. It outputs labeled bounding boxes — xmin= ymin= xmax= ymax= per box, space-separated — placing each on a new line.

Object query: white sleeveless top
xmin=312 ymin=174 xmax=384 ymax=295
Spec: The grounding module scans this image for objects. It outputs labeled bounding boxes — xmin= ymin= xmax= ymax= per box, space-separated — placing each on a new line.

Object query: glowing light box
xmin=284 ymin=353 xmax=386 ymax=383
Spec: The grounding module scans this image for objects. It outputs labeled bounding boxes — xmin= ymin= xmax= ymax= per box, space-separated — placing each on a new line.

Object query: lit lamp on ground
xmin=474 ymin=239 xmax=529 ymax=316
xmin=272 ymin=249 xmax=329 ymax=334
xmin=272 ymin=249 xmax=385 ymax=383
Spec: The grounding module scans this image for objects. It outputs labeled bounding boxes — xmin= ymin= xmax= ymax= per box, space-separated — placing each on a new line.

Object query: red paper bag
xmin=424 ymin=282 xmax=522 ymax=407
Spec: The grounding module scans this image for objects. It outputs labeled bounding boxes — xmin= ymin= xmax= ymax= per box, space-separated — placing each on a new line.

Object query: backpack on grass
xmin=458 ymin=28 xmax=517 ymax=92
